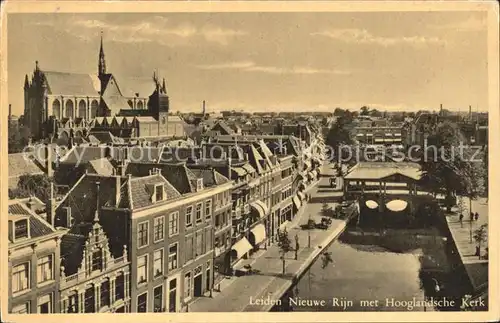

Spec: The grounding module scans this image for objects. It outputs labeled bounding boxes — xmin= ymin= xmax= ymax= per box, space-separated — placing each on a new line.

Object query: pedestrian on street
xmin=459 ymin=213 xmax=464 ymax=227
xmin=470 ymin=212 xmax=474 ymax=222
xmin=475 ymin=212 xmax=479 ymax=221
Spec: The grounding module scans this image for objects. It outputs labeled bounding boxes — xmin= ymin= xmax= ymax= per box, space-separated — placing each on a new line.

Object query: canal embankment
xmin=188 ymin=164 xmax=354 ymax=312
xmin=441 ymin=199 xmax=489 ymax=297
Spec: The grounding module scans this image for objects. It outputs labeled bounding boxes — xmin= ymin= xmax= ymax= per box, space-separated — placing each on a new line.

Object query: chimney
xmin=8 ymin=104 xmax=12 ymax=120
xmin=227 ymin=157 xmax=232 ymax=179
xmin=48 ymin=182 xmax=56 ymax=225
xmin=45 ymin=145 xmax=53 ymax=177
xmin=202 ymin=100 xmax=206 ymax=116
xmin=115 ymin=175 xmax=121 ymax=207
xmin=469 ymin=105 xmax=472 ymax=121
xmin=123 ymin=147 xmax=129 ymax=161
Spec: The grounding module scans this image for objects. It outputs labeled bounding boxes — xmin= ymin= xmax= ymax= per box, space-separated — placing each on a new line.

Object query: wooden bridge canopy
xmin=344 ymin=162 xmax=422 ymax=195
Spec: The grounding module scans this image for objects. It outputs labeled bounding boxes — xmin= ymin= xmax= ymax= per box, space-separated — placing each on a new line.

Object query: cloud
xmin=42 ymin=17 xmax=246 ymax=46
xmin=195 ymin=61 xmax=351 ymax=75
xmin=311 ymin=28 xmax=446 ymax=47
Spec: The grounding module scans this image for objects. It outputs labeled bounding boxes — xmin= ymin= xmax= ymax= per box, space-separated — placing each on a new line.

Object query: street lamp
xmin=469 ymin=196 xmax=473 ymax=243
xmin=308 ymin=212 xmax=311 ymax=248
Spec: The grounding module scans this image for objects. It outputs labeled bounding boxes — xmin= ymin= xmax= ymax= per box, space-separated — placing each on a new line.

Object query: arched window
xmin=78 ymin=100 xmax=86 ymax=119
xmin=137 ymin=101 xmax=144 ymax=109
xmin=65 ymin=100 xmax=74 ymax=119
xmin=127 ymin=100 xmax=133 ymax=108
xmin=52 ymin=99 xmax=61 ymax=119
xmin=90 ymin=100 xmax=99 ymax=118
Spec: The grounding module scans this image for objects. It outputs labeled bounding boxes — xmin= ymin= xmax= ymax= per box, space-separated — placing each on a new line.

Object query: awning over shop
xmin=394 ymin=133 xmax=402 ymax=137
xmin=293 ymin=196 xmax=302 ymax=210
xmin=374 ymin=138 xmax=384 ymax=143
xmin=393 ymin=138 xmax=402 ymax=142
xmin=384 ymin=139 xmax=393 ymax=142
xmin=279 ymin=220 xmax=291 ymax=231
xmin=366 ymin=133 xmax=374 ymax=136
xmin=250 ymin=224 xmax=267 ymax=245
xmin=231 ymin=237 xmax=253 ymax=260
xmin=297 ymin=191 xmax=306 ymax=201
xmin=356 ymin=133 xmax=364 ymax=137
xmin=250 ymin=200 xmax=270 ymax=218
xmin=385 ymin=133 xmax=393 ymax=136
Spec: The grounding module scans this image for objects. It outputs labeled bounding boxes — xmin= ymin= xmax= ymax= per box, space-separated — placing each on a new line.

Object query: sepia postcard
xmin=0 ymin=1 xmax=498 ymax=322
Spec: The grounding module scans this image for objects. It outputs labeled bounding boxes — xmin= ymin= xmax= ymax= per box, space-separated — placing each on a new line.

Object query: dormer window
xmin=14 ymin=219 xmax=29 ymax=240
xmin=155 ymin=184 xmax=165 ymax=202
xmin=196 ymin=179 xmax=204 ymax=191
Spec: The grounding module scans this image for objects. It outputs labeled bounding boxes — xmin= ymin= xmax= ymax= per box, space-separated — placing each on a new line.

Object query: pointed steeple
xmin=162 ymin=78 xmax=167 ymax=94
xmin=98 ymin=31 xmax=106 ymax=76
xmin=24 ymin=74 xmax=30 ymax=89
xmin=93 ymin=181 xmax=101 ymax=223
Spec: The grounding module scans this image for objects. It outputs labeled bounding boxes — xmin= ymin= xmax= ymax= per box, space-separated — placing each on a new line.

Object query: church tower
xmin=98 ymin=31 xmax=107 ymax=77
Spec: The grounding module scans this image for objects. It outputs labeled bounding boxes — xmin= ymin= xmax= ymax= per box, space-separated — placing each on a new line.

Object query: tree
xmin=325 ymin=115 xmax=354 ymax=162
xmin=473 ymin=224 xmax=488 ymax=259
xmin=8 ymin=129 xmax=25 ymax=153
xmin=321 ymin=252 xmax=333 ymax=269
xmin=419 ymin=121 xmax=483 ymax=212
xmin=369 ymin=109 xmax=382 ymax=118
xmin=9 ymin=173 xmax=52 ymax=202
xmin=360 ymin=106 xmax=370 ymax=116
xmin=277 ymin=229 xmax=293 ymax=275
xmin=483 ymin=145 xmax=488 ymax=200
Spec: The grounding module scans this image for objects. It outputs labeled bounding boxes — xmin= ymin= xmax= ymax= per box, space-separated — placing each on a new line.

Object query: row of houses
xmin=8 ymin=129 xmax=326 ymax=314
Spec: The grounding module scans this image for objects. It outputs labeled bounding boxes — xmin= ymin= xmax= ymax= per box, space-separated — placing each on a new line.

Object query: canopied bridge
xmin=343 ymin=162 xmax=434 ymax=215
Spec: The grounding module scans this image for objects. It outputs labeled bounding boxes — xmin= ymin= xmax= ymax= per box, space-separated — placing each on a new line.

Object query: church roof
xmin=111 ymin=74 xmax=156 ymax=98
xmin=43 ymin=71 xmax=99 ymax=96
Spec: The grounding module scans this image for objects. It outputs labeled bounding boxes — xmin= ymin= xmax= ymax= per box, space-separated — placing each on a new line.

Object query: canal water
xmin=273 ymin=208 xmax=471 ymax=312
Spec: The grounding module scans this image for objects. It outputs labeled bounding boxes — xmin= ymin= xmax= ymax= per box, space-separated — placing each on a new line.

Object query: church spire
xmin=98 ymin=31 xmax=106 ymax=76
xmin=162 ymin=78 xmax=167 ymax=94
xmin=93 ymin=181 xmax=101 ymax=223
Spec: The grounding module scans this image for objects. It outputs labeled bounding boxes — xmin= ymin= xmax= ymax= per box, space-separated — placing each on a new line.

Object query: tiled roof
xmin=135 ymin=116 xmax=157 ymax=124
xmin=8 ymin=200 xmax=56 ymax=243
xmin=128 ymin=174 xmax=181 ymax=209
xmin=111 ymin=74 xmax=156 ymax=98
xmin=88 ymin=131 xmax=114 ymax=144
xmin=60 ymin=231 xmax=87 ymax=275
xmin=8 ymin=153 xmax=44 ymax=179
xmin=88 ymin=158 xmax=115 ymax=176
xmin=102 ymin=94 xmax=131 ymax=113
xmin=127 ymin=146 xmax=163 ymax=163
xmin=43 ymin=71 xmax=99 ymax=96
xmin=188 ymin=168 xmax=230 ymax=187
xmin=54 ymin=174 xmax=124 ymax=225
xmin=160 ymin=147 xmax=201 ymax=163
xmin=60 ymin=146 xmax=109 ymax=164
xmin=27 ymin=144 xmax=69 ymax=165
xmin=125 ymin=163 xmax=195 ymax=194
xmin=211 ymin=121 xmax=236 ymax=135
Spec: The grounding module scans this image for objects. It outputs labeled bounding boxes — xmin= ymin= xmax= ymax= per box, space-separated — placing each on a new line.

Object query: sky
xmin=7 ymin=11 xmax=489 ymax=115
